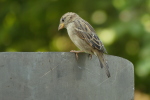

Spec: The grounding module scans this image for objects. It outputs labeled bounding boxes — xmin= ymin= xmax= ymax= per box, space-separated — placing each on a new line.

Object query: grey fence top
xmin=0 ymin=52 xmax=134 ymax=100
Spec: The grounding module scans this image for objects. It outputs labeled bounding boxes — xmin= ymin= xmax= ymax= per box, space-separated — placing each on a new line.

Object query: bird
xmin=58 ymin=12 xmax=110 ymax=78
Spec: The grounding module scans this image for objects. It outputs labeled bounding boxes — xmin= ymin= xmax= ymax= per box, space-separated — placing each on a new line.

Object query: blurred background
xmin=0 ymin=0 xmax=150 ymax=99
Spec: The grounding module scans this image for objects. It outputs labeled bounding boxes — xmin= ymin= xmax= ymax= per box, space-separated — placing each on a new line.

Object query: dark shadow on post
xmin=73 ymin=53 xmax=87 ymax=80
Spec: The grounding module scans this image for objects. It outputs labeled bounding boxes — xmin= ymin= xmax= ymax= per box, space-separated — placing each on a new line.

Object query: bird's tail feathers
xmin=95 ymin=52 xmax=110 ymax=78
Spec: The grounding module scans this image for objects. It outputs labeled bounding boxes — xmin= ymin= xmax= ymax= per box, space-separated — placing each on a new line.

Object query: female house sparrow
xmin=58 ymin=12 xmax=110 ymax=78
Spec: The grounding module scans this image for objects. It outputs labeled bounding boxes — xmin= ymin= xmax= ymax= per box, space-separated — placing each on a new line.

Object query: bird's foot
xmin=70 ymin=50 xmax=84 ymax=60
xmin=88 ymin=54 xmax=92 ymax=60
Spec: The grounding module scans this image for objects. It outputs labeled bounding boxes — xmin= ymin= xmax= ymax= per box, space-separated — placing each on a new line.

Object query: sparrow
xmin=58 ymin=12 xmax=110 ymax=78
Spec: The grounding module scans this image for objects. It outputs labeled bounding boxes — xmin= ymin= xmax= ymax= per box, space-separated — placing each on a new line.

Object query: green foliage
xmin=0 ymin=0 xmax=150 ymax=93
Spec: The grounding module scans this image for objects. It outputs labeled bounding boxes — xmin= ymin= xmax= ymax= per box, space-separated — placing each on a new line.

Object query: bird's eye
xmin=62 ymin=18 xmax=64 ymax=22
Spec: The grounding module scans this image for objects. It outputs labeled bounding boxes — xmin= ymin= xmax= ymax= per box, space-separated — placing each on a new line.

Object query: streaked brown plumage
xmin=58 ymin=12 xmax=110 ymax=78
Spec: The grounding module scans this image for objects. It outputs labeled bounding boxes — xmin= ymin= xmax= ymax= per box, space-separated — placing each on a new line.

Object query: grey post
xmin=0 ymin=52 xmax=134 ymax=100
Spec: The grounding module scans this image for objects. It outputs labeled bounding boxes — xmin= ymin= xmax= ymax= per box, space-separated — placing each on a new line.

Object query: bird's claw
xmin=70 ymin=50 xmax=83 ymax=60
xmin=88 ymin=54 xmax=92 ymax=60
xmin=75 ymin=53 xmax=78 ymax=60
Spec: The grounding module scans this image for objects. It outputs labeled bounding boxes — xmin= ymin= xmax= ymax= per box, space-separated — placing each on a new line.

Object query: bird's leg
xmin=70 ymin=50 xmax=84 ymax=60
xmin=88 ymin=54 xmax=92 ymax=60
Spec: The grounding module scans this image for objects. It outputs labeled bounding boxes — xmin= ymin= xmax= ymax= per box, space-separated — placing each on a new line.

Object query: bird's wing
xmin=73 ymin=19 xmax=107 ymax=53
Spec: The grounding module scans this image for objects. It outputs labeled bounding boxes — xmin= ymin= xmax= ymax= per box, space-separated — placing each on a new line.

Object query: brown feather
xmin=74 ymin=19 xmax=107 ymax=53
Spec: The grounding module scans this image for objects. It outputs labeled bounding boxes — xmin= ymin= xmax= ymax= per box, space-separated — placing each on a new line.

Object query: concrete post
xmin=0 ymin=52 xmax=134 ymax=100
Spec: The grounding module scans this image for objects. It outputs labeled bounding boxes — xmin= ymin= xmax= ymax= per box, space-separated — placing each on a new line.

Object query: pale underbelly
xmin=69 ymin=34 xmax=93 ymax=54
xmin=66 ymin=23 xmax=94 ymax=54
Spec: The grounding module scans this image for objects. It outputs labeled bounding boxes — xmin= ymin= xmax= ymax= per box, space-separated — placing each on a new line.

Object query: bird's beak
xmin=58 ymin=23 xmax=64 ymax=31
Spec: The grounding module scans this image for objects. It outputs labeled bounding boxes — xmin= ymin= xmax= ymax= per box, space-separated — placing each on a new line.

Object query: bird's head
xmin=58 ymin=12 xmax=79 ymax=30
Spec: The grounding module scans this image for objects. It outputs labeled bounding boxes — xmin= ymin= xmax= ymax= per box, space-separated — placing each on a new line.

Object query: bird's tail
xmin=96 ymin=52 xmax=110 ymax=78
